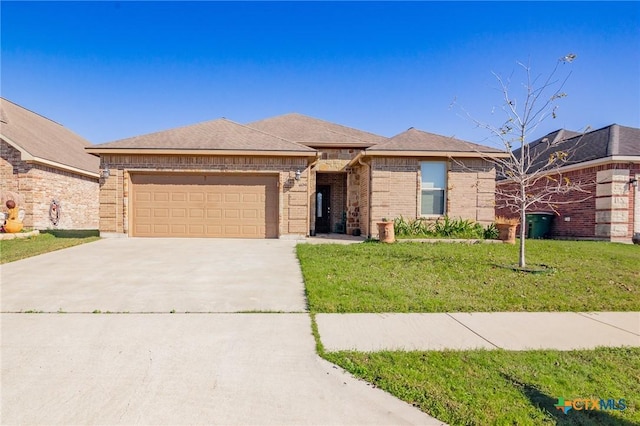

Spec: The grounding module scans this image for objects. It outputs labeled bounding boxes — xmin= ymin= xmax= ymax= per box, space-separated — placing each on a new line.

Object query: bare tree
xmin=463 ymin=55 xmax=591 ymax=267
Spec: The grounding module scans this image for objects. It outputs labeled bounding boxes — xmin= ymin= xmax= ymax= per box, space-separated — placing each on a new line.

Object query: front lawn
xmin=326 ymin=347 xmax=639 ymax=425
xmin=297 ymin=240 xmax=640 ymax=312
xmin=0 ymin=230 xmax=100 ymax=264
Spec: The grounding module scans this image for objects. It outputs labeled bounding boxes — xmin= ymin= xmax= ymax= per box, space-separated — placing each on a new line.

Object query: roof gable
xmin=90 ymin=118 xmax=315 ymax=153
xmin=248 ymin=113 xmax=388 ymax=147
xmin=0 ymin=98 xmax=99 ymax=174
xmin=368 ymin=127 xmax=505 ymax=153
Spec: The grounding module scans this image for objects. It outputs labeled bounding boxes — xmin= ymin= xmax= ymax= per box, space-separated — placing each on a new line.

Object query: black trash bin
xmin=525 ymin=212 xmax=554 ymax=239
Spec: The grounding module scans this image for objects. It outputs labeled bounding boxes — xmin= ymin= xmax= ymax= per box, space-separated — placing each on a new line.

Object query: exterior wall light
xmin=101 ymin=167 xmax=110 ymax=178
xmin=630 ymin=178 xmax=638 ymax=188
xmin=295 ymin=169 xmax=301 ymax=181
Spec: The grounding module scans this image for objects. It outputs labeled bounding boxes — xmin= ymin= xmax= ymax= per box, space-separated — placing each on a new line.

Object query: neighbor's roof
xmin=368 ymin=127 xmax=506 ymax=153
xmin=248 ymin=113 xmax=388 ymax=148
xmin=0 ymin=97 xmax=99 ymax=176
xmin=511 ymin=124 xmax=640 ymax=175
xmin=87 ymin=118 xmax=316 ymax=155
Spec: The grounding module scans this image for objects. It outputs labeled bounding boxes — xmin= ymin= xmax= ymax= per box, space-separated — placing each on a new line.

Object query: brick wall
xmin=1 ymin=139 xmax=99 ymax=230
xmin=496 ymin=161 xmax=639 ymax=242
xmin=357 ymin=162 xmax=370 ymax=236
xmin=449 ymin=158 xmax=496 ymax=224
xmin=370 ymin=158 xmax=419 ymax=234
xmin=99 ymin=154 xmax=309 ymax=237
xmin=367 ymin=157 xmax=496 ymax=237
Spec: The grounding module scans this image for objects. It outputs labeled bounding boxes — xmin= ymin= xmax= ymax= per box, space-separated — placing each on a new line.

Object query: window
xmin=420 ymin=161 xmax=446 ymax=215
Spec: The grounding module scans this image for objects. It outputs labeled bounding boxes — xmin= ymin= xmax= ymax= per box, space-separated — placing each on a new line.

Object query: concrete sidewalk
xmin=316 ymin=312 xmax=640 ymax=352
xmin=2 ymin=313 xmax=441 ymax=425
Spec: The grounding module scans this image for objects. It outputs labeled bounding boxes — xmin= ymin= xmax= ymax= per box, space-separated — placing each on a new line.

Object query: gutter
xmin=347 ymin=149 xmax=509 ymax=167
xmin=85 ymin=148 xmax=318 ymax=157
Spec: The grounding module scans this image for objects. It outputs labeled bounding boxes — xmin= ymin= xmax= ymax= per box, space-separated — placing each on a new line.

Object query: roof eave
xmin=300 ymin=142 xmax=376 ymax=149
xmin=363 ymin=150 xmax=510 ymax=158
xmin=84 ymin=148 xmax=318 ymax=157
xmin=2 ymin=133 xmax=99 ymax=178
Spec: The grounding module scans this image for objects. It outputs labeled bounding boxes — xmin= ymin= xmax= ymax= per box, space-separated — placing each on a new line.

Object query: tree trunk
xmin=519 ymin=207 xmax=527 ymax=267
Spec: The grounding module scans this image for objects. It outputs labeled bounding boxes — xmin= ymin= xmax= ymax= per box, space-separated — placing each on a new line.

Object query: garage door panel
xmin=131 ymin=174 xmax=278 ymax=238
xmin=243 ymin=209 xmax=258 ymax=219
xmin=154 ymin=192 xmax=170 ymax=202
xmin=171 ymin=208 xmax=187 ymax=218
xmin=136 ymin=192 xmax=152 ymax=202
xmin=154 ymin=224 xmax=170 ymax=234
xmin=207 ymin=193 xmax=222 ymax=203
xmin=171 ymin=193 xmax=187 ymax=202
xmin=189 ymin=209 xmax=204 ymax=218
xmin=189 ymin=192 xmax=205 ymax=202
xmin=153 ymin=208 xmax=169 ymax=218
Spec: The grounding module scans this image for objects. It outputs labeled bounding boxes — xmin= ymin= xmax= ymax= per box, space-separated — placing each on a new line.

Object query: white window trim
xmin=419 ymin=161 xmax=447 ymax=217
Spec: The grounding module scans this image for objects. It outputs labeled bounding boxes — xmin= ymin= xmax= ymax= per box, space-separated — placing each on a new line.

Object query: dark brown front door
xmin=315 ymin=185 xmax=331 ymax=233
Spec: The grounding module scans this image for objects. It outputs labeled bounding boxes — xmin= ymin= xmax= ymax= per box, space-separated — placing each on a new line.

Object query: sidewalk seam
xmin=576 ymin=313 xmax=640 ymax=337
xmin=445 ymin=313 xmax=501 ymax=349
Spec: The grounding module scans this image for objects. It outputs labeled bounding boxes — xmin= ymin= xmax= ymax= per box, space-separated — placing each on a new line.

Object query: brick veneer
xmin=366 ymin=157 xmax=496 ymax=237
xmin=496 ymin=161 xmax=639 ymax=242
xmin=99 ymin=154 xmax=309 ymax=237
xmin=1 ymin=139 xmax=99 ymax=229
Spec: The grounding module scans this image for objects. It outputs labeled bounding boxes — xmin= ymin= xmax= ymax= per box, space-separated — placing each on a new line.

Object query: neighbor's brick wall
xmin=1 ymin=139 xmax=99 ymax=229
xmin=99 ymin=154 xmax=309 ymax=237
xmin=28 ymin=166 xmax=98 ymax=229
xmin=495 ymin=162 xmax=638 ymax=242
xmin=1 ymin=139 xmax=22 ymax=194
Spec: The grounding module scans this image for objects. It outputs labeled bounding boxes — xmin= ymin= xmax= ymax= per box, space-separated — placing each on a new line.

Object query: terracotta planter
xmin=377 ymin=222 xmax=395 ymax=243
xmin=4 ymin=220 xmax=23 ymax=233
xmin=496 ymin=223 xmax=517 ymax=244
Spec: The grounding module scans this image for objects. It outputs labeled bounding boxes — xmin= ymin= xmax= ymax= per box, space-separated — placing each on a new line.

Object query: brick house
xmin=496 ymin=124 xmax=640 ymax=243
xmin=0 ymin=98 xmax=99 ymax=230
xmin=87 ymin=113 xmax=506 ymax=239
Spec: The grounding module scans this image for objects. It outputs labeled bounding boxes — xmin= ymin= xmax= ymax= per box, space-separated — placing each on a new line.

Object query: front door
xmin=315 ymin=185 xmax=331 ymax=233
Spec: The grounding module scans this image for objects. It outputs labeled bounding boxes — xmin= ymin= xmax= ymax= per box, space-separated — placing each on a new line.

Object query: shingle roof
xmin=247 ymin=113 xmax=388 ymax=147
xmin=511 ymin=124 xmax=640 ymax=175
xmin=90 ymin=118 xmax=316 ymax=152
xmin=368 ymin=127 xmax=505 ymax=153
xmin=0 ymin=97 xmax=99 ymax=174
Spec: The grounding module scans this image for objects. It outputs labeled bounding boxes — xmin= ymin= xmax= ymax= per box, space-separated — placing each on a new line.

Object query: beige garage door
xmin=131 ymin=174 xmax=278 ymax=238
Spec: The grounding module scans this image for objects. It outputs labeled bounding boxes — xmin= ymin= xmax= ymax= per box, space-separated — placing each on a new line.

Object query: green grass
xmin=325 ymin=347 xmax=640 ymax=425
xmin=297 ymin=240 xmax=640 ymax=313
xmin=0 ymin=230 xmax=100 ymax=264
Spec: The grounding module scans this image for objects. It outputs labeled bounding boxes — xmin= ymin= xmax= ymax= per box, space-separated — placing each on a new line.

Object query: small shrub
xmin=484 ymin=223 xmax=499 ymax=239
xmin=393 ymin=216 xmax=492 ymax=239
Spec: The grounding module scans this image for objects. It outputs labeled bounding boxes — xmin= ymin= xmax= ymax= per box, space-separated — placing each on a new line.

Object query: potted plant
xmin=495 ymin=216 xmax=519 ymax=244
xmin=376 ymin=217 xmax=395 ymax=243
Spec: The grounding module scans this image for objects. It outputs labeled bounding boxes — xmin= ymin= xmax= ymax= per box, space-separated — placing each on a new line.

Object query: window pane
xmin=421 ymin=189 xmax=445 ymax=215
xmin=421 ymin=162 xmax=446 ymax=188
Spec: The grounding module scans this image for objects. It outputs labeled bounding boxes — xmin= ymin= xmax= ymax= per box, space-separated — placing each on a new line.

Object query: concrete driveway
xmin=1 ymin=238 xmax=440 ymax=425
xmin=1 ymin=238 xmax=307 ymax=313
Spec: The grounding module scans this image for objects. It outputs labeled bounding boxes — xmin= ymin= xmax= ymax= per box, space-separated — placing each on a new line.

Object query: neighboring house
xmin=0 ymin=98 xmax=100 ymax=230
xmin=86 ymin=113 xmax=506 ymax=239
xmin=495 ymin=124 xmax=640 ymax=243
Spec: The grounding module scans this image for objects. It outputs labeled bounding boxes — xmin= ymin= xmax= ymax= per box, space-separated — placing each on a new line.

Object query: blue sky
xmin=1 ymin=1 xmax=639 ymax=146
